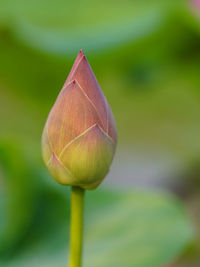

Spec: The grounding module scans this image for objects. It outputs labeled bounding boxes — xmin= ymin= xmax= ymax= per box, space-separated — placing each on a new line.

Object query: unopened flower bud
xmin=42 ymin=50 xmax=117 ymax=189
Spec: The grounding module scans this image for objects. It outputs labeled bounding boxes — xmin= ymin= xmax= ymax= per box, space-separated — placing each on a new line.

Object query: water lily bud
xmin=42 ymin=50 xmax=117 ymax=189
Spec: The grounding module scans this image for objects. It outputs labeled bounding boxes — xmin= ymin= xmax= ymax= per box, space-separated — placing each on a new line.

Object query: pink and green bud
xmin=41 ymin=50 xmax=117 ymax=190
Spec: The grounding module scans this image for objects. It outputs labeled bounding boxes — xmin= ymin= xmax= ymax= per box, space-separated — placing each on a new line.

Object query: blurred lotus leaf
xmin=0 ymin=0 xmax=169 ymax=56
xmin=0 ymin=143 xmax=194 ymax=267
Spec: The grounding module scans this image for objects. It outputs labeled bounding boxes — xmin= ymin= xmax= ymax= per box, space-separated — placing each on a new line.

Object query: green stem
xmin=69 ymin=186 xmax=85 ymax=267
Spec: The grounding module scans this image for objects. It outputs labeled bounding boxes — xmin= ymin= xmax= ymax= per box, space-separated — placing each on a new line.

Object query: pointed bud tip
xmin=78 ymin=49 xmax=87 ymax=61
xmin=79 ymin=49 xmax=85 ymax=56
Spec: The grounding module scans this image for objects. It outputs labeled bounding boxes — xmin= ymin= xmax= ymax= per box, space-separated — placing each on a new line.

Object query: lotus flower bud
xmin=42 ymin=50 xmax=117 ymax=190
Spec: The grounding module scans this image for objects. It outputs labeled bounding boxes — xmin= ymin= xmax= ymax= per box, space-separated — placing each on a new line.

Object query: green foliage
xmin=0 ymin=143 xmax=194 ymax=266
xmin=0 ymin=0 xmax=199 ymax=266
xmin=84 ymin=190 xmax=193 ymax=267
xmin=0 ymin=0 xmax=169 ymax=56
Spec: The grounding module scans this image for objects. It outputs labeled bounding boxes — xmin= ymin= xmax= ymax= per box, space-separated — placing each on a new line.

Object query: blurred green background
xmin=0 ymin=0 xmax=200 ymax=266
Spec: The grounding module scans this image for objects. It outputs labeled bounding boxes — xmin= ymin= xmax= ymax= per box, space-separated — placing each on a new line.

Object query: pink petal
xmin=64 ymin=53 xmax=108 ymax=132
xmin=46 ymin=80 xmax=104 ymax=154
xmin=64 ymin=49 xmax=84 ymax=86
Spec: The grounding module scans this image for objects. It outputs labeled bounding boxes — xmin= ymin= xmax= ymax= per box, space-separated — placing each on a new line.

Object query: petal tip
xmin=72 ymin=79 xmax=76 ymax=85
xmin=78 ymin=49 xmax=85 ymax=59
xmin=82 ymin=55 xmax=87 ymax=61
xmin=79 ymin=49 xmax=84 ymax=55
xmin=67 ymin=79 xmax=77 ymax=88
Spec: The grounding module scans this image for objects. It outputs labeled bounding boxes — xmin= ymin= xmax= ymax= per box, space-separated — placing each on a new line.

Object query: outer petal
xmin=64 ymin=54 xmax=108 ymax=133
xmin=41 ymin=124 xmax=52 ymax=164
xmin=106 ymin=102 xmax=117 ymax=143
xmin=64 ymin=49 xmax=84 ymax=85
xmin=48 ymin=153 xmax=75 ymax=185
xmin=46 ymin=80 xmax=104 ymax=155
xmin=59 ymin=124 xmax=115 ymax=190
